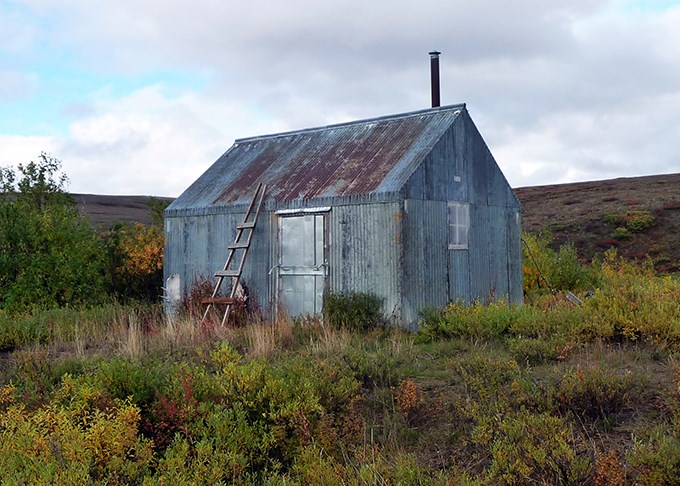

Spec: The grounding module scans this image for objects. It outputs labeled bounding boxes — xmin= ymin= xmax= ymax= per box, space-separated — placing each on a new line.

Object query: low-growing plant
xmin=611 ymin=226 xmax=633 ymax=241
xmin=623 ymin=210 xmax=655 ymax=233
xmin=0 ymin=375 xmax=154 ymax=484
xmin=551 ymin=365 xmax=642 ymax=426
xmin=419 ymin=300 xmax=530 ymax=342
xmin=486 ymin=410 xmax=589 ymax=484
xmin=627 ymin=427 xmax=680 ymax=485
xmin=522 ymin=232 xmax=600 ymax=294
xmin=603 ymin=213 xmax=624 ymax=226
xmin=585 ymin=251 xmax=680 ymax=347
xmin=323 ymin=291 xmax=384 ymax=331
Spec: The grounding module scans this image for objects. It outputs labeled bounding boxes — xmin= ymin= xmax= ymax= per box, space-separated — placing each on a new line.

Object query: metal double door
xmin=277 ymin=213 xmax=327 ymax=317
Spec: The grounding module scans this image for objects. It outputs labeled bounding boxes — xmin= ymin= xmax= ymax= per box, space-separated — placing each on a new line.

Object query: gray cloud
xmin=5 ymin=0 xmax=680 ymax=195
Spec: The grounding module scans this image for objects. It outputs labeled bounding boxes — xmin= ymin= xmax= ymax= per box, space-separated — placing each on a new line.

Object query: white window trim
xmin=448 ymin=202 xmax=469 ymax=250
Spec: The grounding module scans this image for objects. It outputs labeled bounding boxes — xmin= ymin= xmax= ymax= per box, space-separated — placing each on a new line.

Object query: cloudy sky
xmin=1 ymin=0 xmax=678 ymax=196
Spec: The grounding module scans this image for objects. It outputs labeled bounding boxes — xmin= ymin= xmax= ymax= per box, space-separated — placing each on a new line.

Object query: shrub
xmin=486 ymin=411 xmax=588 ymax=484
xmin=0 ymin=375 xmax=154 ymax=484
xmin=522 ymin=233 xmax=599 ymax=294
xmin=624 ymin=210 xmax=655 ymax=233
xmin=603 ymin=213 xmax=624 ymax=225
xmin=611 ymin=226 xmax=632 ymax=241
xmin=419 ymin=301 xmax=530 ymax=342
xmin=103 ymin=222 xmax=165 ymax=303
xmin=0 ymin=154 xmax=108 ymax=313
xmin=551 ymin=366 xmax=642 ymax=426
xmin=323 ymin=291 xmax=384 ymax=331
xmin=627 ymin=427 xmax=680 ymax=485
xmin=585 ymin=252 xmax=680 ymax=347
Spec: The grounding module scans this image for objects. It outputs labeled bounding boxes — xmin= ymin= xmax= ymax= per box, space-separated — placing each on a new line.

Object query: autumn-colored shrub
xmin=551 ymin=365 xmax=642 ymax=426
xmin=522 ymin=232 xmax=599 ymax=294
xmin=585 ymin=251 xmax=680 ymax=347
xmin=0 ymin=376 xmax=154 ymax=484
xmin=104 ymin=222 xmax=164 ymax=302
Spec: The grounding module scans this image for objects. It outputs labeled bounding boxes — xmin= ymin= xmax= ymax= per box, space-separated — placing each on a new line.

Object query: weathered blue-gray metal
xmin=165 ymin=104 xmax=522 ymax=326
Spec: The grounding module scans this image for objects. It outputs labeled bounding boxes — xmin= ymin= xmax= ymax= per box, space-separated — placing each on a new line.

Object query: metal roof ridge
xmin=234 ymin=103 xmax=467 ymax=144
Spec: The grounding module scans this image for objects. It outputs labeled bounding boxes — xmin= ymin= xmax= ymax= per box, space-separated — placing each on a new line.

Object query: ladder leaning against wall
xmin=201 ymin=182 xmax=267 ymax=326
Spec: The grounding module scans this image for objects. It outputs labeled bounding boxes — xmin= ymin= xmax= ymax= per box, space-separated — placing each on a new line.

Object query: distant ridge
xmin=72 ymin=194 xmax=173 ymax=228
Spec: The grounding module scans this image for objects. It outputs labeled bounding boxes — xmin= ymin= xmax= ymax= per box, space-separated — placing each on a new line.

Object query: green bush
xmin=323 ymin=291 xmax=384 ymax=330
xmin=624 ymin=210 xmax=656 ymax=233
xmin=0 ymin=154 xmax=109 ymax=313
xmin=0 ymin=378 xmax=154 ymax=484
xmin=611 ymin=226 xmax=633 ymax=241
xmin=486 ymin=411 xmax=588 ymax=484
xmin=522 ymin=233 xmax=600 ymax=294
xmin=627 ymin=427 xmax=680 ymax=485
xmin=584 ymin=252 xmax=680 ymax=347
xmin=418 ymin=301 xmax=530 ymax=342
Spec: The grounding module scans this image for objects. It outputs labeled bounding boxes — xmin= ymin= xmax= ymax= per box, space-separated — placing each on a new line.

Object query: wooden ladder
xmin=202 ymin=182 xmax=267 ymax=326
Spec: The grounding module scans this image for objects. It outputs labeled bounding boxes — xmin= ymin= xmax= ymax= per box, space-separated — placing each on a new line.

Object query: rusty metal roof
xmin=169 ymin=104 xmax=465 ymax=210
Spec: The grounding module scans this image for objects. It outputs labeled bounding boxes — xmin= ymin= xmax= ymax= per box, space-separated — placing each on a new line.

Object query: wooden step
xmin=200 ymin=296 xmax=234 ymax=305
xmin=215 ymin=269 xmax=240 ymax=278
xmin=237 ymin=221 xmax=256 ymax=229
xmin=228 ymin=241 xmax=250 ymax=249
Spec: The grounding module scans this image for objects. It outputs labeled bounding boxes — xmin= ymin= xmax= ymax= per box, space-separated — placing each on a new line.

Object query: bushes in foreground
xmin=420 ymin=250 xmax=680 ymax=353
xmin=0 ymin=343 xmax=362 ymax=484
xmin=1 ymin=311 xmax=678 ymax=484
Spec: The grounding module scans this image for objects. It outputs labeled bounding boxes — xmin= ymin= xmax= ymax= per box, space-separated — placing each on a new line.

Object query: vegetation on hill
xmin=516 ymin=173 xmax=680 ymax=273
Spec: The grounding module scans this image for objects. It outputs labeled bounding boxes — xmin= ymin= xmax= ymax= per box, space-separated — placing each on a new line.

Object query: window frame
xmin=447 ymin=202 xmax=469 ymax=250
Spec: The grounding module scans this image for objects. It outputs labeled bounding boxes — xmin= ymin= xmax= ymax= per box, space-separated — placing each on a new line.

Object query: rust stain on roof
xmin=176 ymin=105 xmax=464 ymax=208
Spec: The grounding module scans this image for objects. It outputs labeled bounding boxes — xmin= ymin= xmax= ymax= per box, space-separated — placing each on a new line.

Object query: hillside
xmin=73 ymin=194 xmax=173 ymax=228
xmin=515 ymin=173 xmax=680 ymax=273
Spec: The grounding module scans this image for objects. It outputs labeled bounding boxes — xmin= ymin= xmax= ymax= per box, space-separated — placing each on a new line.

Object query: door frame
xmin=273 ymin=207 xmax=330 ymax=317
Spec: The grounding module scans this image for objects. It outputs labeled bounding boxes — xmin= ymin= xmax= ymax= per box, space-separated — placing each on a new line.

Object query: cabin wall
xmin=401 ymin=111 xmax=522 ymax=310
xmin=164 ymin=206 xmax=272 ymax=312
xmin=401 ymin=199 xmax=449 ymax=327
xmin=461 ymin=111 xmax=522 ymax=304
xmin=327 ymin=202 xmax=403 ymax=322
xmin=165 ymin=200 xmax=404 ymax=321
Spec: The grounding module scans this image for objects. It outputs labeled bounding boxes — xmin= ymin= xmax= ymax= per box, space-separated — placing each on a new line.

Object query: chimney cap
xmin=429 ymin=50 xmax=441 ymax=57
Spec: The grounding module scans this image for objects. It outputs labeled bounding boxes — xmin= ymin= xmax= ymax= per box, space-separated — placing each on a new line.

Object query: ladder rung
xmin=201 ymin=297 xmax=234 ymax=305
xmin=237 ymin=221 xmax=256 ymax=229
xmin=215 ymin=270 xmax=240 ymax=278
xmin=228 ymin=241 xmax=250 ymax=249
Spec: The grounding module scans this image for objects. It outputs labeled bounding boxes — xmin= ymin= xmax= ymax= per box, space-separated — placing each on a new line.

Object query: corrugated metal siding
xmin=449 ymin=250 xmax=471 ymax=302
xmin=402 ymin=199 xmax=448 ymax=325
xmin=507 ymin=208 xmax=523 ymax=304
xmin=164 ymin=210 xmax=272 ymax=311
xmin=461 ymin=110 xmax=519 ymax=209
xmin=328 ymin=203 xmax=401 ymax=321
xmin=466 ymin=204 xmax=516 ymax=302
xmin=165 ymin=103 xmax=523 ymax=324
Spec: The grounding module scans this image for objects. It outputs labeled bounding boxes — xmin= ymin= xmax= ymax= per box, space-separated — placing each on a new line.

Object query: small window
xmin=448 ymin=202 xmax=469 ymax=249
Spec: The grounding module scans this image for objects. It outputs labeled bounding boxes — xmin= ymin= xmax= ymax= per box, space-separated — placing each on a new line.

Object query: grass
xmin=0 ymin=256 xmax=679 ymax=484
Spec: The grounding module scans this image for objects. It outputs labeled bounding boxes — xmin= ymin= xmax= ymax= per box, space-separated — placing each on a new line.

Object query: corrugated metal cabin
xmin=164 ymin=103 xmax=522 ymax=327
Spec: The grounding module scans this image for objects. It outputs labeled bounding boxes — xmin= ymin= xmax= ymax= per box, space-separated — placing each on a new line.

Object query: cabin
xmin=164 ymin=103 xmax=522 ymax=327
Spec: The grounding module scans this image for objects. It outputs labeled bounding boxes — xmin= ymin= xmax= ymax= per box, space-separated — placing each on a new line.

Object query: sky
xmin=0 ymin=0 xmax=679 ymax=197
